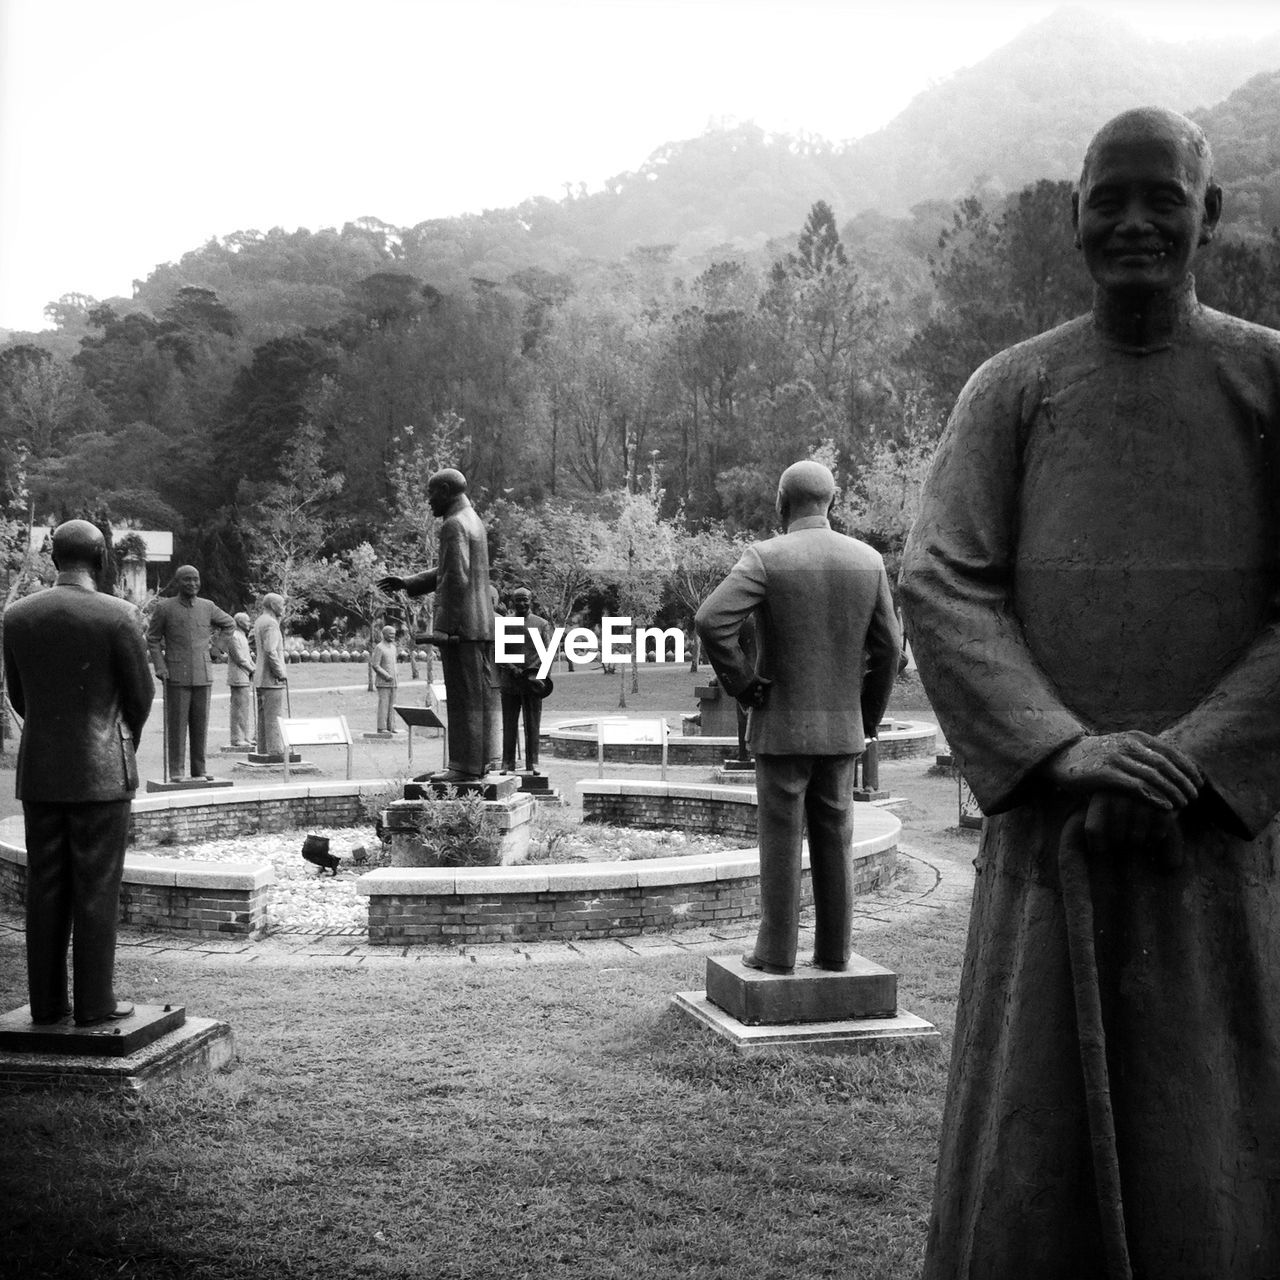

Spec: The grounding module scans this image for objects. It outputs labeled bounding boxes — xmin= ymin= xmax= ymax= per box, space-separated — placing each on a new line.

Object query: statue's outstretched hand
xmin=377 ymin=575 xmax=406 ymax=594
xmin=1044 ymin=731 xmax=1203 ymax=810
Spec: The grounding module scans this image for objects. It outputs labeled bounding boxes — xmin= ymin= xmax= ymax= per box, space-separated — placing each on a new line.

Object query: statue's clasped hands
xmin=1044 ymin=731 xmax=1204 ymax=864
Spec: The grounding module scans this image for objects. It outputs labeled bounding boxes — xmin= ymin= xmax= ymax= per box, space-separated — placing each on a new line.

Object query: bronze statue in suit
xmin=3 ymin=520 xmax=154 ymax=1026
xmin=252 ymin=593 xmax=288 ymax=756
xmin=696 ymin=461 xmax=900 ymax=973
xmin=146 ymin=564 xmax=234 ymax=780
xmin=498 ymin=587 xmax=553 ymax=773
xmin=378 ymin=469 xmax=498 ymax=781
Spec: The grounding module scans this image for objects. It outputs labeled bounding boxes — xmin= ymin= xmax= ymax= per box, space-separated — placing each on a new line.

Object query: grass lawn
xmin=0 ymin=904 xmax=963 ymax=1280
xmin=0 ymin=663 xmax=962 ymax=1279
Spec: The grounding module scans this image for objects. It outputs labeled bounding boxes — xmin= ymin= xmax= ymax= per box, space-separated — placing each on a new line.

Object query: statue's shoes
xmin=74 ymin=1002 xmax=135 ymax=1027
xmin=811 ymin=958 xmax=850 ymax=972
xmin=428 ymin=769 xmax=484 ymax=784
xmin=742 ymin=952 xmax=793 ymax=975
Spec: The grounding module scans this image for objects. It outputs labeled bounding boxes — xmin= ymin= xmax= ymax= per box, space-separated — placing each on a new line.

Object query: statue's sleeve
xmin=145 ymin=601 xmax=168 ymax=671
xmin=900 ymin=356 xmax=1086 ymax=813
xmin=115 ymin=611 xmax=155 ymax=743
xmin=1161 ymin=610 xmax=1280 ymax=837
xmin=401 ymin=569 xmax=439 ymax=597
xmin=3 ymin=630 xmax=23 ymax=719
xmin=861 ymin=567 xmax=901 ymax=740
xmin=695 ymin=549 xmax=765 ymax=699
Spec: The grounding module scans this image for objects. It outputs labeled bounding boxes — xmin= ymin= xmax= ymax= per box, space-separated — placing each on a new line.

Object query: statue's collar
xmin=1092 ymin=275 xmax=1199 ymax=353
xmin=786 ymin=516 xmax=831 ymax=533
xmin=54 ymin=570 xmax=96 ymax=591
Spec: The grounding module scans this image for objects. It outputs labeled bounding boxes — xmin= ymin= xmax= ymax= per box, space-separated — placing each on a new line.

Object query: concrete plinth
xmin=712 ymin=766 xmax=756 ymax=786
xmin=245 ymin=751 xmax=302 ymax=765
xmin=362 ymin=731 xmax=399 ymax=740
xmin=705 ymin=954 xmax=897 ymax=1026
xmin=404 ymin=772 xmax=517 ymax=802
xmin=0 ymin=1004 xmax=235 ymax=1094
xmin=381 ymin=790 xmax=535 ymax=866
xmin=0 ymin=1003 xmax=186 ymax=1056
xmin=672 ymin=990 xmax=938 ymax=1056
xmin=145 ymin=777 xmax=234 ymax=793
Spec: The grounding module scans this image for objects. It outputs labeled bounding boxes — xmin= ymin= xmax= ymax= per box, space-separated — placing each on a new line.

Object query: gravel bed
xmin=139 ymin=824 xmax=747 ymax=934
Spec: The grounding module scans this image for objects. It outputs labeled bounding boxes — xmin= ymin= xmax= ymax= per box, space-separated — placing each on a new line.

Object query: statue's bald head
xmin=1080 ymin=107 xmax=1213 ymax=194
xmin=777 ymin=461 xmax=836 ymax=527
xmin=428 ymin=469 xmax=467 ymax=497
xmin=50 ymin=519 xmax=105 ymax=572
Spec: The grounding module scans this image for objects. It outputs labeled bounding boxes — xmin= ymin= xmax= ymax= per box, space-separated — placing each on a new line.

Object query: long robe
xmin=900 ymin=284 xmax=1280 ymax=1279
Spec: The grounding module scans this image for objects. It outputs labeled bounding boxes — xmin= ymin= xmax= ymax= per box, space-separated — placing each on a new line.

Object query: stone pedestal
xmin=517 ymin=771 xmax=562 ymax=805
xmin=673 ymin=953 xmax=938 ymax=1055
xmin=0 ymin=1003 xmax=235 ymax=1094
xmin=362 ymin=730 xmax=399 ymax=740
xmin=707 ymin=954 xmax=897 ymax=1025
xmin=403 ymin=772 xmax=516 ymax=802
xmin=145 ymin=777 xmax=234 ymax=793
xmin=381 ymin=788 xmax=535 ymax=867
xmin=245 ymin=751 xmax=302 ymax=765
xmin=693 ymin=682 xmax=738 ymax=737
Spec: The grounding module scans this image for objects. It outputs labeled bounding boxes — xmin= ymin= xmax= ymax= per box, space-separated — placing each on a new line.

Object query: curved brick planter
xmin=357 ymin=783 xmax=900 ymax=946
xmin=1 ymin=779 xmax=902 ymax=946
xmin=546 ymin=718 xmax=937 ymax=765
xmin=0 ymin=781 xmax=393 ymax=940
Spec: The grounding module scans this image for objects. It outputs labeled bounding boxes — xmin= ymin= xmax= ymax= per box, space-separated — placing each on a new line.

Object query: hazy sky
xmin=2 ymin=0 xmax=1278 ymax=332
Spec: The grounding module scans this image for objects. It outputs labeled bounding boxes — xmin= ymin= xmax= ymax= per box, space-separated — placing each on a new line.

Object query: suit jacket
xmin=695 ymin=516 xmax=900 ymax=756
xmin=147 ymin=595 xmax=235 ymax=685
xmin=370 ymin=640 xmax=399 ymax=687
xmin=4 ymin=573 xmax=154 ymax=802
xmin=252 ymin=612 xmax=287 ymax=688
xmin=402 ymin=498 xmax=495 ymax=641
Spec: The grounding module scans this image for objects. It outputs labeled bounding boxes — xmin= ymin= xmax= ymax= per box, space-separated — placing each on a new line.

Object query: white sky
xmin=1 ymin=0 xmax=1278 ymax=332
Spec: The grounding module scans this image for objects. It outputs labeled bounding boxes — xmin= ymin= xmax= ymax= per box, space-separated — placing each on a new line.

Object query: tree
xmin=236 ymin=422 xmax=346 ymax=618
xmin=665 ymin=522 xmax=749 ymax=671
xmin=323 ymin=541 xmax=390 ymax=688
xmin=595 ymin=479 xmax=677 ymax=702
xmin=909 ymin=180 xmax=1092 ymax=402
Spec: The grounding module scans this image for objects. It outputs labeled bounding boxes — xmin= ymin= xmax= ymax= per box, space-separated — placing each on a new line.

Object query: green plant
xmin=526 ymin=805 xmax=587 ymax=863
xmin=412 ymin=786 xmax=500 ymax=867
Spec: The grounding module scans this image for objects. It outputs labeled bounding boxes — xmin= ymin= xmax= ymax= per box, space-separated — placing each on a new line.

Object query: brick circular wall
xmin=546 ymin=720 xmax=937 ymax=764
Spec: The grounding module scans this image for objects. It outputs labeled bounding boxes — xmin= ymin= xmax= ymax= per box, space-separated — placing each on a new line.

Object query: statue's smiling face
xmin=1074 ymin=127 xmax=1218 ymax=296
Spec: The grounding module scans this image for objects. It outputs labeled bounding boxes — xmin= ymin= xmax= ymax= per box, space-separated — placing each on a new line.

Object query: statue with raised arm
xmin=378 ymin=468 xmax=498 ymax=782
xmin=696 ymin=461 xmax=900 ymax=974
xmin=900 ymin=108 xmax=1280 ymax=1278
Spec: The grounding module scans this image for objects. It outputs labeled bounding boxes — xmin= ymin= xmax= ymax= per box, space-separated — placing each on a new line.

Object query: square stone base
xmin=0 ymin=1003 xmax=186 ymax=1057
xmin=0 ymin=1017 xmax=235 ymax=1094
xmin=706 ymin=953 xmax=897 ymax=1025
xmin=145 ymin=777 xmax=235 ymax=793
xmin=672 ymin=990 xmax=938 ymax=1056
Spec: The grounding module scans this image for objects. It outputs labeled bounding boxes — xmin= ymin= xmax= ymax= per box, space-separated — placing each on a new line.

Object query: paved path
xmin=0 ymin=842 xmax=973 ymax=971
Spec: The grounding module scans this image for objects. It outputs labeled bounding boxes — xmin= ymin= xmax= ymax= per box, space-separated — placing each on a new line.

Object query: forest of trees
xmin=5 ymin=177 xmax=1279 ymax=648
xmin=4 ymin=50 xmax=1280 ymax=641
